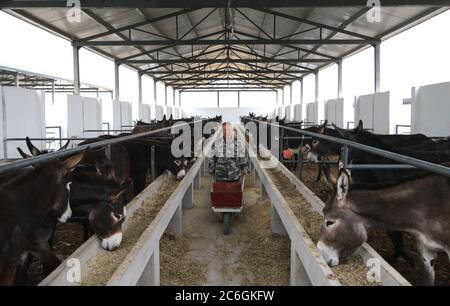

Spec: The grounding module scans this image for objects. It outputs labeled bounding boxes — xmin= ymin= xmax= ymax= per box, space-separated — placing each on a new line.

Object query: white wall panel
xmin=325 ymin=98 xmax=344 ymax=128
xmin=67 ymin=95 xmax=102 ymax=138
xmin=155 ymin=105 xmax=164 ymax=120
xmin=354 ymin=92 xmax=390 ymax=134
xmin=141 ymin=104 xmax=151 ymax=122
xmin=293 ymin=104 xmax=303 ymax=122
xmin=0 ymin=86 xmax=46 ymax=159
xmin=411 ymin=82 xmax=450 ymax=137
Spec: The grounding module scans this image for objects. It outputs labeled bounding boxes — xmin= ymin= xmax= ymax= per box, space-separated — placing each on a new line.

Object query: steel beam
xmin=145 ymin=69 xmax=309 ymax=75
xmin=122 ymin=58 xmax=334 ymax=64
xmin=73 ymin=38 xmax=378 ymax=47
xmin=2 ymin=1 xmax=447 ymax=8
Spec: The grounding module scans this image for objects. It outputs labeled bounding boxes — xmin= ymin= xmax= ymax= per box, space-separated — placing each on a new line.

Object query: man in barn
xmin=209 ymin=122 xmax=249 ymax=182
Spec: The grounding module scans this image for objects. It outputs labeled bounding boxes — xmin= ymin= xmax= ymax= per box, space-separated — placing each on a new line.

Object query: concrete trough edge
xmin=236 ymin=126 xmax=340 ymax=286
xmin=39 ymin=172 xmax=168 ymax=286
xmin=275 ymin=151 xmax=411 ymax=286
xmin=40 ymin=126 xmax=221 ymax=286
xmin=106 ymin=127 xmax=221 ymax=285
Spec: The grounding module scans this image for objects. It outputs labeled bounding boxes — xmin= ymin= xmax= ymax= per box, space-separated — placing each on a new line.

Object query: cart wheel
xmin=223 ymin=213 xmax=231 ymax=235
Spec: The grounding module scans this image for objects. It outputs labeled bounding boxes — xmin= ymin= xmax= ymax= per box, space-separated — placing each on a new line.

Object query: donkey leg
xmin=0 ymin=258 xmax=20 ymax=286
xmin=386 ymin=231 xmax=414 ymax=266
xmin=417 ymin=242 xmax=437 ymax=286
xmin=14 ymin=253 xmax=33 ymax=286
xmin=32 ymin=243 xmax=61 ymax=276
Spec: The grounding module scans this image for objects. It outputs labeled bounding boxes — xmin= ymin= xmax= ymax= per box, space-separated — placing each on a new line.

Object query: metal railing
xmin=0 ymin=120 xmax=206 ymax=176
xmin=246 ymin=118 xmax=450 ymax=179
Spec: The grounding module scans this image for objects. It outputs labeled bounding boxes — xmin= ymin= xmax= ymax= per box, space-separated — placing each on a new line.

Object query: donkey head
xmin=317 ymin=170 xmax=367 ymax=266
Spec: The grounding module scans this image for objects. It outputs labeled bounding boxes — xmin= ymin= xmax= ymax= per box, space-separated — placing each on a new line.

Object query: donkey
xmin=317 ymin=170 xmax=450 ymax=285
xmin=0 ymin=153 xmax=84 ymax=285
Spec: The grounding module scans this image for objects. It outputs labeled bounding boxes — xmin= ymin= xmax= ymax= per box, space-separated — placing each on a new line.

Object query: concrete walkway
xmin=182 ymin=172 xmax=262 ymax=285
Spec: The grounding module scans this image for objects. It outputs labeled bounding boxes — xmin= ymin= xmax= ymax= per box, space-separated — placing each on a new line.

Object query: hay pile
xmin=267 ymin=169 xmax=375 ymax=286
xmin=82 ymin=177 xmax=178 ymax=285
xmin=160 ymin=232 xmax=207 ymax=285
xmin=233 ymin=196 xmax=290 ymax=286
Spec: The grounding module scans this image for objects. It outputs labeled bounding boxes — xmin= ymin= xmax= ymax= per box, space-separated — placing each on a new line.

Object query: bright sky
xmin=0 ymin=9 xmax=449 ymax=131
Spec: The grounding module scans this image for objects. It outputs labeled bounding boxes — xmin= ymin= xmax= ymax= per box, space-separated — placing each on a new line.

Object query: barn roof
xmin=1 ymin=1 xmax=448 ymax=90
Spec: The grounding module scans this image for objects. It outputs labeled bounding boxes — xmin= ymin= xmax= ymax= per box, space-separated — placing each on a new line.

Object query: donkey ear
xmin=17 ymin=147 xmax=31 ymax=159
xmin=26 ymin=137 xmax=42 ymax=156
xmin=57 ymin=140 xmax=70 ymax=151
xmin=355 ymin=120 xmax=364 ymax=134
xmin=319 ymin=120 xmax=328 ymax=134
xmin=336 ymin=170 xmax=350 ymax=203
xmin=110 ymin=187 xmax=128 ymax=203
xmin=62 ymin=151 xmax=85 ymax=172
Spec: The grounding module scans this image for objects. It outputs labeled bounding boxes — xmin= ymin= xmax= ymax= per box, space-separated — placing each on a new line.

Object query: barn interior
xmin=0 ymin=1 xmax=449 ymax=287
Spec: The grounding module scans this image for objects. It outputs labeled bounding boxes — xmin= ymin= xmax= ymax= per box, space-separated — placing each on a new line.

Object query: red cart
xmin=210 ymin=176 xmax=245 ymax=235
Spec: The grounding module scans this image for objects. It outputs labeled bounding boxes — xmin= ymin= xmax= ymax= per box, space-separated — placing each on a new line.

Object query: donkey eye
xmin=325 ymin=220 xmax=335 ymax=227
xmin=312 ymin=140 xmax=319 ymax=146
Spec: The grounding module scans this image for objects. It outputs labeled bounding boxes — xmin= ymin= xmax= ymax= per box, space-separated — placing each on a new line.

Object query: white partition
xmin=277 ymin=106 xmax=283 ymax=118
xmin=67 ymin=95 xmax=102 ymax=138
xmin=411 ymin=82 xmax=450 ymax=137
xmin=284 ymin=105 xmax=292 ymax=122
xmin=354 ymin=92 xmax=390 ymax=134
xmin=306 ymin=102 xmax=319 ymax=125
xmin=140 ymin=104 xmax=151 ymax=122
xmin=120 ymin=101 xmax=132 ymax=128
xmin=325 ymin=98 xmax=344 ymax=128
xmin=0 ymin=86 xmax=46 ymax=159
xmin=155 ymin=105 xmax=165 ymax=120
xmin=293 ymin=104 xmax=303 ymax=122
xmin=166 ymin=106 xmax=173 ymax=119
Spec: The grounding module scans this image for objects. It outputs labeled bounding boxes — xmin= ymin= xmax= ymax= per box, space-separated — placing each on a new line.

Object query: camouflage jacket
xmin=208 ymin=136 xmax=249 ymax=182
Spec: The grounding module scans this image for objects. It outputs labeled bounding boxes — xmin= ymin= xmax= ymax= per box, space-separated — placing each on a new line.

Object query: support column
xmin=137 ymin=247 xmax=160 ymax=286
xmin=114 ymin=61 xmax=120 ymax=101
xmin=276 ymin=90 xmax=279 ymax=107
xmin=300 ymin=78 xmax=304 ymax=104
xmin=173 ymin=89 xmax=176 ymax=107
xmin=374 ymin=43 xmax=381 ymax=93
xmin=289 ymin=84 xmax=293 ymax=104
xmin=314 ymin=72 xmax=319 ymax=102
xmin=271 ymin=204 xmax=287 ymax=235
xmin=51 ymin=80 xmax=55 ymax=104
xmin=153 ymin=80 xmax=157 ymax=105
xmin=182 ymin=183 xmax=194 ymax=209
xmin=261 ymin=184 xmax=268 ymax=200
xmin=73 ymin=46 xmax=81 ymax=96
xmin=337 ymin=60 xmax=343 ymax=99
xmin=164 ymin=84 xmax=168 ymax=106
xmin=290 ymin=241 xmax=312 ymax=286
xmin=282 ymin=86 xmax=285 ymax=106
xmin=217 ymin=91 xmax=220 ymax=108
xmin=237 ymin=91 xmax=240 ymax=108
xmin=14 ymin=73 xmax=19 ymax=87
xmin=178 ymin=91 xmax=181 ymax=107
xmin=138 ymin=73 xmax=143 ymax=119
xmin=193 ymin=172 xmax=201 ymax=189
xmin=168 ymin=203 xmax=182 ymax=237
